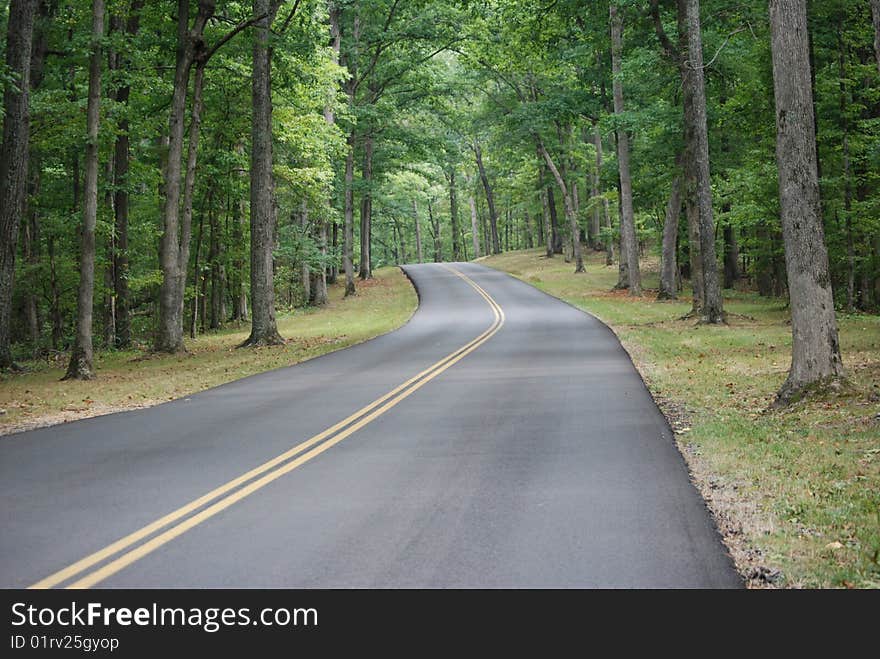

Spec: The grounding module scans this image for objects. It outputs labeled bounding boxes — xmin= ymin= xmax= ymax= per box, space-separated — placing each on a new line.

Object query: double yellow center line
xmin=29 ymin=265 xmax=504 ymax=589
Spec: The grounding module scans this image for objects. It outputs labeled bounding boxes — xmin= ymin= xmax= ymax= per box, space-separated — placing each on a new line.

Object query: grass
xmin=0 ymin=266 xmax=417 ymax=435
xmin=481 ymin=248 xmax=880 ymax=589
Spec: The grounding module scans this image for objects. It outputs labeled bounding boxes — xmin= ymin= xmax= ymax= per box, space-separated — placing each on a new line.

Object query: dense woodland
xmin=0 ymin=0 xmax=877 ymax=403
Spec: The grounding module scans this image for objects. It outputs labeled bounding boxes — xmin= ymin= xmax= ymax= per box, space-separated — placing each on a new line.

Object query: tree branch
xmin=649 ymin=0 xmax=678 ymax=60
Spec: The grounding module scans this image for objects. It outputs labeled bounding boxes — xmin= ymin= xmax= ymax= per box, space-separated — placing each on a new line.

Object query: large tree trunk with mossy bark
xmin=769 ymin=0 xmax=844 ymax=405
xmin=241 ymin=0 xmax=283 ymax=347
xmin=64 ymin=0 xmax=104 ymax=380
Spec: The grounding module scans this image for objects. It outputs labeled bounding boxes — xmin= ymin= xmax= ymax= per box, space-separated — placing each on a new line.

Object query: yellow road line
xmin=29 ymin=265 xmax=503 ymax=590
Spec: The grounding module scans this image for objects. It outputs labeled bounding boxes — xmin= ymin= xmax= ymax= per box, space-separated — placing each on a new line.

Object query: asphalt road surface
xmin=0 ymin=262 xmax=741 ymax=588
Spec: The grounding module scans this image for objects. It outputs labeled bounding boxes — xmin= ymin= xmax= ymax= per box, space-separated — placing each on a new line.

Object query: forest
xmin=0 ymin=0 xmax=878 ymax=402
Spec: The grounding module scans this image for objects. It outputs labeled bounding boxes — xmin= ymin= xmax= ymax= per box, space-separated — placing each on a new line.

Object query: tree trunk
xmin=156 ymin=0 xmax=213 ymax=353
xmin=616 ymin=173 xmax=629 ymax=289
xmin=209 ymin=196 xmax=222 ymax=329
xmin=412 ymin=199 xmax=423 ymax=263
xmin=658 ymin=172 xmax=683 ymax=300
xmin=539 ymin=143 xmax=584 ymax=273
xmin=189 ymin=195 xmax=205 ymax=338
xmin=474 ymin=140 xmax=500 ymax=254
xmin=429 ymin=199 xmax=441 ymax=263
xmin=595 ymin=132 xmax=613 ymax=265
xmin=448 ymin=168 xmax=460 ymax=260
xmin=109 ymin=0 xmax=142 ymax=349
xmin=590 ymin=125 xmax=603 ymax=250
xmin=312 ymin=214 xmax=328 ymax=306
xmin=839 ymin=33 xmax=855 ymax=312
xmin=343 ymin=133 xmax=356 ymax=295
xmin=359 ymin=133 xmax=373 ymax=280
xmin=468 ymin=194 xmax=480 ymax=259
xmin=679 ymin=0 xmax=723 ymax=322
xmin=324 ymin=1 xmax=340 ymax=288
xmin=539 ymin=169 xmax=553 ymax=258
xmin=299 ymin=201 xmax=311 ymax=305
xmin=609 ymin=3 xmax=641 ymax=295
xmin=546 ymin=184 xmax=562 ymax=255
xmin=23 ymin=166 xmax=41 ymax=352
xmin=722 ymin=223 xmax=740 ymax=289
xmin=0 ymin=0 xmax=37 ymax=369
xmin=241 ymin=0 xmax=284 ymax=347
xmin=231 ymin=142 xmax=248 ymax=321
xmin=769 ymin=0 xmax=844 ymax=404
xmin=64 ymin=0 xmax=104 ymax=380
xmin=102 ymin=160 xmax=116 ymax=349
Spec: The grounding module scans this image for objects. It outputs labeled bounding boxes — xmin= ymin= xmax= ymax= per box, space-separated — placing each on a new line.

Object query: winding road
xmin=0 ymin=262 xmax=741 ymax=588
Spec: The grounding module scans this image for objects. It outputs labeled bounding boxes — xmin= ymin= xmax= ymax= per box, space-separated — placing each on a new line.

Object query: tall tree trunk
xmin=679 ymin=0 xmax=723 ymax=322
xmin=320 ymin=1 xmax=339 ymax=294
xmin=468 ymin=194 xmax=480 ymax=259
xmin=595 ymin=132 xmax=613 ymax=265
xmin=109 ymin=0 xmax=141 ymax=349
xmin=359 ymin=133 xmax=373 ymax=279
xmin=474 ymin=140 xmax=500 ymax=254
xmin=23 ymin=167 xmax=41 ymax=352
xmin=0 ymin=0 xmax=37 ymax=369
xmin=156 ymin=0 xmax=213 ymax=353
xmin=658 ymin=171 xmax=683 ymax=300
xmin=609 ymin=3 xmax=641 ymax=295
xmin=209 ymin=195 xmax=222 ymax=328
xmin=299 ymin=203 xmax=311 ymax=305
xmin=615 ymin=173 xmax=629 ymax=289
xmin=769 ymin=0 xmax=844 ymax=404
xmin=22 ymin=0 xmax=50 ymax=356
xmin=102 ymin=160 xmax=116 ymax=348
xmin=590 ymin=125 xmax=603 ymax=250
xmin=539 ymin=143 xmax=584 ymax=273
xmin=343 ymin=133 xmax=356 ymax=295
xmin=429 ymin=199 xmax=441 ymax=262
xmin=190 ymin=194 xmax=205 ymax=338
xmin=722 ymin=223 xmax=740 ymax=289
xmin=839 ymin=32 xmax=855 ymax=312
xmin=546 ymin=184 xmax=562 ymax=255
xmin=412 ymin=199 xmax=423 ymax=263
xmin=311 ymin=215 xmax=328 ymax=305
xmin=231 ymin=142 xmax=248 ymax=321
xmin=242 ymin=0 xmax=283 ymax=346
xmin=448 ymin=167 xmax=460 ymax=260
xmin=64 ymin=0 xmax=104 ymax=380
xmin=539 ymin=168 xmax=553 ymax=258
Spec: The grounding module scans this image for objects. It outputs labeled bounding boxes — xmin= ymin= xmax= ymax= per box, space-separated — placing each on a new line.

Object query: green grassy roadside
xmin=482 ymin=248 xmax=880 ymax=589
xmin=0 ymin=266 xmax=417 ymax=436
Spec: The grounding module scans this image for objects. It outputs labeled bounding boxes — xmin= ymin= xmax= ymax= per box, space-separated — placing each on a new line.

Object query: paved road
xmin=0 ymin=263 xmax=741 ymax=588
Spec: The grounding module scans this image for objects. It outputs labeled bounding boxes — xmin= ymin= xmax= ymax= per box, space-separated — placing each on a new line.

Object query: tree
xmin=679 ymin=0 xmax=723 ymax=323
xmin=473 ymin=139 xmax=501 ymax=254
xmin=63 ymin=0 xmax=104 ymax=380
xmin=658 ymin=167 xmax=683 ymax=300
xmin=769 ymin=0 xmax=844 ymax=404
xmin=609 ymin=2 xmax=641 ymax=295
xmin=241 ymin=0 xmax=285 ymax=347
xmin=0 ymin=0 xmax=38 ymax=369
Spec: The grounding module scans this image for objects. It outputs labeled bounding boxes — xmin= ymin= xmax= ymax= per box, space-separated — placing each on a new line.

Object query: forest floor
xmin=0 ymin=266 xmax=417 ymax=437
xmin=482 ymin=248 xmax=880 ymax=589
